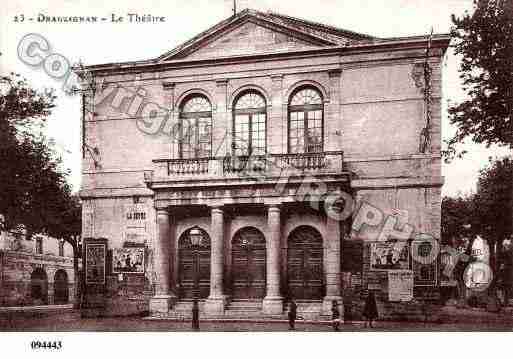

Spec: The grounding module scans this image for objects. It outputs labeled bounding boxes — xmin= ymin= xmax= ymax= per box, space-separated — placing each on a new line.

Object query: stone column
xmin=263 ymin=204 xmax=283 ymax=314
xmin=149 ymin=208 xmax=174 ymax=313
xmin=322 ymin=214 xmax=343 ymax=315
xmin=205 ymin=206 xmax=225 ymax=315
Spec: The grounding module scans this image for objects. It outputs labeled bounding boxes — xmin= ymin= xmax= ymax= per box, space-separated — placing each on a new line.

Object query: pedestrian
xmin=288 ymin=299 xmax=297 ymax=330
xmin=331 ymin=300 xmax=341 ymax=331
xmin=192 ymin=298 xmax=199 ymax=330
xmin=363 ymin=291 xmax=378 ymax=328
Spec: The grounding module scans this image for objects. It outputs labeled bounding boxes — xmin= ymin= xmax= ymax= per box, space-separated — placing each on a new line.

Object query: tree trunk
xmin=71 ymin=239 xmax=80 ymax=309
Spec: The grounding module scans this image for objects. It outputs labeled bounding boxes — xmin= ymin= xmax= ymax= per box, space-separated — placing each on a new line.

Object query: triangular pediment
xmin=158 ymin=9 xmax=374 ymax=61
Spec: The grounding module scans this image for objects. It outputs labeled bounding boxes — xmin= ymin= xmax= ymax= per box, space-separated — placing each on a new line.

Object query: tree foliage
xmin=0 ymin=72 xmax=80 ymax=242
xmin=474 ymin=157 xmax=513 ymax=243
xmin=441 ymin=195 xmax=477 ymax=246
xmin=445 ymin=0 xmax=513 ymax=159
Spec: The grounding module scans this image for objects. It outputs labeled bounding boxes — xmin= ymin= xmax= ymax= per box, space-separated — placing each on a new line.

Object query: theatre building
xmin=77 ymin=9 xmax=449 ymax=318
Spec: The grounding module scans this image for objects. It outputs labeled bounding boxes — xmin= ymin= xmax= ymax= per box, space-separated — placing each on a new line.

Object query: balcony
xmin=147 ymin=151 xmax=344 ymax=185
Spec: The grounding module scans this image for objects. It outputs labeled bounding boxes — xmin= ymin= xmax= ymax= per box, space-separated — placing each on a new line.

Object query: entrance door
xmin=53 ymin=270 xmax=69 ymax=304
xmin=231 ymin=227 xmax=266 ymax=299
xmin=287 ymin=226 xmax=324 ymax=300
xmin=178 ymin=227 xmax=211 ymax=299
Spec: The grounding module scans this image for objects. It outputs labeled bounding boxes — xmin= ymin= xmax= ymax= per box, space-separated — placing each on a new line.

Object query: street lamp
xmin=189 ymin=227 xmax=204 ymax=247
xmin=188 ymin=227 xmax=204 ymax=300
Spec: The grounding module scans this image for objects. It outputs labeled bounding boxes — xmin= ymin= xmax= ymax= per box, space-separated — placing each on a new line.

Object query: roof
xmin=79 ymin=8 xmax=450 ymax=73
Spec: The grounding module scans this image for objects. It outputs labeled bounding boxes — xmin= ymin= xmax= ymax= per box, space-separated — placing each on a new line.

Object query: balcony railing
xmin=151 ymin=151 xmax=344 ymax=181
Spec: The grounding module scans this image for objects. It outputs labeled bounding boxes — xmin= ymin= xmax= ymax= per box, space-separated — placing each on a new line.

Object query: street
xmin=1 ymin=311 xmax=512 ymax=331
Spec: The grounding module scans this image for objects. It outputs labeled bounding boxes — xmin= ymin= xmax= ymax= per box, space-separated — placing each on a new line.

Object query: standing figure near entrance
xmin=192 ymin=299 xmax=200 ymax=330
xmin=363 ymin=292 xmax=378 ymax=328
xmin=288 ymin=299 xmax=297 ymax=330
xmin=331 ymin=300 xmax=341 ymax=331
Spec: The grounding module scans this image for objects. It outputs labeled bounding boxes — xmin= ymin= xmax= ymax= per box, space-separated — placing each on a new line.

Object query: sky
xmin=1 ymin=0 xmax=510 ymax=196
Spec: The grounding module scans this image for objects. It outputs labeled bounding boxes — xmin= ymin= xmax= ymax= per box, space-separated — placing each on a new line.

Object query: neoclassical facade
xmin=78 ymin=9 xmax=450 ymax=318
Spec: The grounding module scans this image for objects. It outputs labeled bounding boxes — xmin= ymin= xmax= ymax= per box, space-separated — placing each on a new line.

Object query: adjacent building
xmin=0 ymin=226 xmax=76 ymax=307
xmin=77 ymin=9 xmax=449 ymax=318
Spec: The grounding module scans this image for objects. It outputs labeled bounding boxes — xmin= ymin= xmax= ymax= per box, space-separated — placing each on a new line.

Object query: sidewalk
xmin=0 ymin=304 xmax=74 ymax=317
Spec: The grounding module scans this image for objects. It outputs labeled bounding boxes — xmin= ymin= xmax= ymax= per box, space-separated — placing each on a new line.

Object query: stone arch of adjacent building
xmin=53 ymin=269 xmax=69 ymax=304
xmin=30 ymin=267 xmax=48 ymax=305
xmin=230 ymin=226 xmax=267 ymax=300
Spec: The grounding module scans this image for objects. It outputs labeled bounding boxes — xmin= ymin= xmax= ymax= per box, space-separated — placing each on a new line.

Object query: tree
xmin=0 ymin=72 xmax=59 ymax=234
xmin=441 ymin=195 xmax=479 ymax=301
xmin=441 ymin=195 xmax=477 ymax=246
xmin=473 ymin=157 xmax=512 ymax=299
xmin=445 ymin=0 xmax=513 ymax=157
xmin=1 ymin=71 xmax=82 ymax=305
xmin=445 ymin=0 xmax=513 ymax=303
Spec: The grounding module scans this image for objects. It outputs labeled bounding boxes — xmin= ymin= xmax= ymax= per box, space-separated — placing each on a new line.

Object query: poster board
xmin=370 ymin=241 xmax=409 ymax=270
xmin=388 ymin=270 xmax=414 ymax=302
xmin=112 ymin=246 xmax=145 ymax=274
xmin=124 ymin=203 xmax=148 ymax=242
xmin=84 ymin=239 xmax=107 ymax=284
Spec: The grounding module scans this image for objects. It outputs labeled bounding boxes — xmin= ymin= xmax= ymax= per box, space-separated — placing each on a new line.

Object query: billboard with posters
xmin=112 ymin=247 xmax=145 ymax=274
xmin=388 ymin=270 xmax=414 ymax=301
xmin=370 ymin=241 xmax=409 ymax=270
xmin=85 ymin=241 xmax=107 ymax=284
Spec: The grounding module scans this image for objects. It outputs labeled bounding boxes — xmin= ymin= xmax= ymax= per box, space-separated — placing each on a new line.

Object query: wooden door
xmin=231 ymin=227 xmax=266 ymax=299
xmin=287 ymin=226 xmax=324 ymax=300
xmin=178 ymin=228 xmax=211 ymax=299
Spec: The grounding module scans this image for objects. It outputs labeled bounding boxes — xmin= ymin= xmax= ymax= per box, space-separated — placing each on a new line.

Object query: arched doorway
xmin=30 ymin=268 xmax=48 ymax=305
xmin=53 ymin=269 xmax=69 ymax=304
xmin=231 ymin=227 xmax=266 ymax=299
xmin=287 ymin=226 xmax=324 ymax=300
xmin=178 ymin=227 xmax=211 ymax=299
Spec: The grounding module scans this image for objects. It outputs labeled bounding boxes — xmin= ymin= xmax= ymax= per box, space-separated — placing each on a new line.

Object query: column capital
xmin=328 ymin=68 xmax=342 ymax=78
xmin=270 ymin=74 xmax=284 ymax=81
xmin=162 ymin=81 xmax=176 ymax=90
xmin=156 ymin=208 xmax=169 ymax=216
xmin=267 ymin=204 xmax=281 ymax=212
xmin=210 ymin=205 xmax=224 ymax=213
xmin=215 ymin=78 xmax=229 ymax=87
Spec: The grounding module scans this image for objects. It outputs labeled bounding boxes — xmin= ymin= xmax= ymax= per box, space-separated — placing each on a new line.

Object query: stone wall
xmin=0 ymin=250 xmax=75 ymax=307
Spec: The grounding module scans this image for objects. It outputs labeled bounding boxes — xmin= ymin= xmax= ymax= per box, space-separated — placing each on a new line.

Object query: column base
xmin=322 ymin=295 xmax=343 ymax=316
xmin=204 ymin=297 xmax=225 ymax=315
xmin=149 ymin=295 xmax=174 ymax=314
xmin=262 ymin=296 xmax=283 ymax=315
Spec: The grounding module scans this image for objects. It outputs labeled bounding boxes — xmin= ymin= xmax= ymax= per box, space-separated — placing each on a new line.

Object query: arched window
xmin=179 ymin=95 xmax=212 ymax=159
xmin=288 ymin=87 xmax=324 ymax=153
xmin=233 ymin=91 xmax=266 ymax=156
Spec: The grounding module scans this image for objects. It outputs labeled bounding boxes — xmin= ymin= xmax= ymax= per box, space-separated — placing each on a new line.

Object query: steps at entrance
xmin=224 ymin=300 xmax=268 ymax=319
xmin=292 ymin=300 xmax=325 ymax=320
xmin=153 ymin=299 xmax=326 ymax=321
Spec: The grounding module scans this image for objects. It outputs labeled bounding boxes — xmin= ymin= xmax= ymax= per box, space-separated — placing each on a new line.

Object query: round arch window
xmin=179 ymin=95 xmax=212 ymax=159
xmin=288 ymin=87 xmax=324 ymax=153
xmin=232 ymin=91 xmax=267 ymax=156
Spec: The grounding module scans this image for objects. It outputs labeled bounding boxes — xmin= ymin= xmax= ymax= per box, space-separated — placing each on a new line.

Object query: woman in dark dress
xmin=192 ymin=299 xmax=199 ymax=330
xmin=331 ymin=300 xmax=341 ymax=331
xmin=363 ymin=292 xmax=378 ymax=328
xmin=288 ymin=299 xmax=297 ymax=330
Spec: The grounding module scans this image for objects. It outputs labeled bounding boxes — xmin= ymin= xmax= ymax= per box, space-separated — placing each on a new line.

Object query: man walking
xmin=331 ymin=300 xmax=341 ymax=331
xmin=288 ymin=299 xmax=297 ymax=330
xmin=192 ymin=299 xmax=200 ymax=331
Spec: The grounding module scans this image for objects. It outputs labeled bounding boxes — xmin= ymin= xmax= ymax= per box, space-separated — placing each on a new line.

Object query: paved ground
xmin=0 ymin=311 xmax=512 ymax=331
